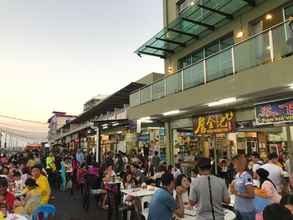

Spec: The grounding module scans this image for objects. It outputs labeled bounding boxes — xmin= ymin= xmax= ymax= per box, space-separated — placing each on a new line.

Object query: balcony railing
xmin=130 ymin=20 xmax=293 ymax=107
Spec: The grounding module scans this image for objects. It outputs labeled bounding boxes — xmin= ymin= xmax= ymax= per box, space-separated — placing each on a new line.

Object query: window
xmin=178 ymin=33 xmax=234 ymax=70
xmin=284 ymin=3 xmax=293 ymax=19
xmin=176 ymin=0 xmax=195 ymax=15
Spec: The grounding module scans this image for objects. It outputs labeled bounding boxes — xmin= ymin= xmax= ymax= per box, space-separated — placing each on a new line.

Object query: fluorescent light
xmin=207 ymin=97 xmax=237 ymax=107
xmin=112 ymin=123 xmax=119 ymax=126
xmin=163 ymin=110 xmax=181 ymax=116
xmin=138 ymin=116 xmax=153 ymax=123
xmin=289 ymin=84 xmax=293 ymax=89
xmin=139 ymin=116 xmax=151 ymax=121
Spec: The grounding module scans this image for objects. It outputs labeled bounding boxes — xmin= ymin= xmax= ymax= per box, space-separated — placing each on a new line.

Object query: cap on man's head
xmin=198 ymin=158 xmax=211 ymax=170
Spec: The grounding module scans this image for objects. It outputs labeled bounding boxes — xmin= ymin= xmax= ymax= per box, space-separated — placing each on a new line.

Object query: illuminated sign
xmin=255 ymin=99 xmax=293 ymax=125
xmin=194 ymin=111 xmax=235 ymax=135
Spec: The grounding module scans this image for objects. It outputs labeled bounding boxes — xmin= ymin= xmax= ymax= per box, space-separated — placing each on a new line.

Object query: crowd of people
xmin=0 ymin=147 xmax=293 ymax=220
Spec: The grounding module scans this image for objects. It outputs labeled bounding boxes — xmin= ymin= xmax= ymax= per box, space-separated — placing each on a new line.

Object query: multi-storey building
xmin=83 ymin=95 xmax=106 ymax=112
xmin=54 ymin=73 xmax=163 ymax=161
xmin=47 ymin=111 xmax=76 ymax=145
xmin=129 ymin=0 xmax=293 ymax=165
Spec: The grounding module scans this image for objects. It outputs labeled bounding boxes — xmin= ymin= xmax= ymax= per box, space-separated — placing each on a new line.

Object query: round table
xmin=6 ymin=214 xmax=29 ymax=220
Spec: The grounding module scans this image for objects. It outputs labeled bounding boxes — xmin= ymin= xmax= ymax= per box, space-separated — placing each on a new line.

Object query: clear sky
xmin=0 ymin=0 xmax=164 ymax=122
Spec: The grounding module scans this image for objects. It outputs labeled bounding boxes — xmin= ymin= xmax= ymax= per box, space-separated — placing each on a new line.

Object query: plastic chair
xmin=32 ymin=204 xmax=56 ymax=220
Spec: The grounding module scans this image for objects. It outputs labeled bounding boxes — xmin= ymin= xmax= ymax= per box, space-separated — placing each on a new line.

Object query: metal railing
xmin=130 ymin=20 xmax=293 ymax=107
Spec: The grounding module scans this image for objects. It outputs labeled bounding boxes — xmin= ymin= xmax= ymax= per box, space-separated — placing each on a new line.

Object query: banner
xmin=194 ymin=111 xmax=235 ymax=135
xmin=255 ymin=99 xmax=293 ymax=125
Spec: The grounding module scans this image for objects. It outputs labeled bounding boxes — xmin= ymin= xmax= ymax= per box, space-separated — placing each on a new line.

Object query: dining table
xmin=178 ymin=208 xmax=236 ymax=220
xmin=5 ymin=214 xmax=29 ymax=220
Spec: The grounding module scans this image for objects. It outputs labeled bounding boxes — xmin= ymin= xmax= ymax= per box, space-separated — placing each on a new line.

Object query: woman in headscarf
xmin=256 ymin=168 xmax=281 ymax=203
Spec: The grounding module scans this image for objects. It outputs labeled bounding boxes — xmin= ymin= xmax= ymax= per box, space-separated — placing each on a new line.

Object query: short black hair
xmin=31 ymin=164 xmax=43 ymax=171
xmin=13 ymin=171 xmax=21 ymax=177
xmin=161 ymin=173 xmax=174 ymax=187
xmin=0 ymin=177 xmax=8 ymax=188
xmin=198 ymin=158 xmax=211 ymax=170
xmin=263 ymin=203 xmax=293 ymax=220
xmin=281 ymin=194 xmax=293 ymax=206
xmin=25 ymin=178 xmax=38 ymax=188
xmin=251 ymin=153 xmax=260 ymax=158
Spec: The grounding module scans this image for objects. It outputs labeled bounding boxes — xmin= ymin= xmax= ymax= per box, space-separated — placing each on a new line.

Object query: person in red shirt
xmin=0 ymin=177 xmax=15 ymax=211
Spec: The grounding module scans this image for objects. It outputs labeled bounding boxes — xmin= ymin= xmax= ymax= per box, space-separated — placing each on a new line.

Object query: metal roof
xmin=72 ymin=82 xmax=145 ymax=123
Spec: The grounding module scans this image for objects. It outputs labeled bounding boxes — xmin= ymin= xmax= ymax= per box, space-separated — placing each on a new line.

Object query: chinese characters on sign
xmin=194 ymin=111 xmax=235 ymax=135
xmin=255 ymin=99 xmax=293 ymax=125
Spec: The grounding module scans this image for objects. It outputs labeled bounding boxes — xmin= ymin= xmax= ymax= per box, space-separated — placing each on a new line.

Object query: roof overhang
xmin=72 ymin=82 xmax=145 ymax=123
xmin=136 ymin=0 xmax=256 ymax=58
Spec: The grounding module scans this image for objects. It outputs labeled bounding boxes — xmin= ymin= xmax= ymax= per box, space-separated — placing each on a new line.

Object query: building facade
xmin=128 ymin=0 xmax=293 ymax=167
xmin=47 ymin=111 xmax=76 ymax=145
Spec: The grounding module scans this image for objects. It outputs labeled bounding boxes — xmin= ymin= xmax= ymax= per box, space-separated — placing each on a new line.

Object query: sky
xmin=0 ymin=0 xmax=164 ymax=122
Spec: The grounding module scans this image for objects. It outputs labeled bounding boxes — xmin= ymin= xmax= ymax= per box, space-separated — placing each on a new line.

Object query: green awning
xmin=136 ymin=0 xmax=255 ymax=58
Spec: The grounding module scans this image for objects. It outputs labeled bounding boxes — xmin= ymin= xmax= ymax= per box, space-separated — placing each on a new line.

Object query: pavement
xmin=52 ymin=190 xmax=108 ymax=220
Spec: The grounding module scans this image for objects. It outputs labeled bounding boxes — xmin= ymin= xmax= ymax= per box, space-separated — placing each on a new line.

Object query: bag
xmin=208 ymin=176 xmax=216 ymax=220
xmin=254 ymin=196 xmax=270 ymax=213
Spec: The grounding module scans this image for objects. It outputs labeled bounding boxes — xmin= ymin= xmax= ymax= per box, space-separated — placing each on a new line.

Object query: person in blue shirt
xmin=148 ymin=173 xmax=184 ymax=220
xmin=230 ymin=156 xmax=255 ymax=220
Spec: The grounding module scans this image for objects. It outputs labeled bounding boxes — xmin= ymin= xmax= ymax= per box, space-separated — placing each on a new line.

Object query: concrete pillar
xmin=286 ymin=126 xmax=293 ymax=174
xmin=165 ymin=121 xmax=174 ymax=165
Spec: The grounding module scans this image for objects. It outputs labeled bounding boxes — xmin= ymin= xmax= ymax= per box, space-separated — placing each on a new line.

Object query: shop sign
xmin=193 ymin=111 xmax=235 ymax=135
xmin=255 ymin=99 xmax=293 ymax=125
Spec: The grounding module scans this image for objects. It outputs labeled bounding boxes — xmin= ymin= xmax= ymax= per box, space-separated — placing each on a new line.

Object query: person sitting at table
xmin=0 ymin=177 xmax=15 ymax=211
xmin=148 ymin=172 xmax=184 ymax=220
xmin=175 ymin=174 xmax=191 ymax=207
xmin=190 ymin=158 xmax=230 ymax=220
xmin=13 ymin=171 xmax=25 ymax=193
xmin=123 ymin=172 xmax=136 ymax=190
xmin=22 ymin=178 xmax=41 ymax=215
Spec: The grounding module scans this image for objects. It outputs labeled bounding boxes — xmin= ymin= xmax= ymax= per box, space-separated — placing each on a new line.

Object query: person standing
xmin=230 ymin=156 xmax=255 ymax=220
xmin=189 ymin=158 xmax=230 ymax=220
xmin=261 ymin=153 xmax=284 ymax=193
xmin=76 ymin=150 xmax=85 ymax=166
xmin=148 ymin=173 xmax=184 ymax=220
xmin=151 ymin=151 xmax=160 ymax=173
xmin=46 ymin=153 xmax=57 ymax=191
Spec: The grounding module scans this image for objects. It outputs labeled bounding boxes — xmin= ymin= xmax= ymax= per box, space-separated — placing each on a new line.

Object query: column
xmin=286 ymin=126 xmax=293 ymax=174
xmin=164 ymin=121 xmax=174 ymax=165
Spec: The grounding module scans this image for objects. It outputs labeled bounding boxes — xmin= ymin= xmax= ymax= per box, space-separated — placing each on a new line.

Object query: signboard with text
xmin=193 ymin=111 xmax=235 ymax=135
xmin=255 ymin=99 xmax=293 ymax=125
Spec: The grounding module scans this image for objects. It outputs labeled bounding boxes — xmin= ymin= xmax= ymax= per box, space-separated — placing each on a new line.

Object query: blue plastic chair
xmin=32 ymin=204 xmax=56 ymax=220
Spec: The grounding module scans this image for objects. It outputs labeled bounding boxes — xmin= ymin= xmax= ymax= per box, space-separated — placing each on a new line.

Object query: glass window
xmin=192 ymin=49 xmax=204 ymax=64
xmin=284 ymin=4 xmax=293 ymax=19
xmin=183 ymin=56 xmax=192 ymax=67
xmin=205 ymin=41 xmax=220 ymax=57
xmin=220 ymin=34 xmax=234 ymax=49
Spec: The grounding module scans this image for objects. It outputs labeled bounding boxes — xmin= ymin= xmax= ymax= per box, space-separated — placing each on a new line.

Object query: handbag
xmin=208 ymin=176 xmax=216 ymax=220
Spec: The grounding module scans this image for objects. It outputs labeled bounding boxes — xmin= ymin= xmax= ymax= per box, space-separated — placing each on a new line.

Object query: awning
xmin=136 ymin=0 xmax=256 ymax=58
xmin=72 ymin=82 xmax=145 ymax=123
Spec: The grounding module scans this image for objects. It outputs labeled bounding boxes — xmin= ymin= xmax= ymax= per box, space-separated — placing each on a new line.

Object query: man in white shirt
xmin=261 ymin=153 xmax=283 ymax=193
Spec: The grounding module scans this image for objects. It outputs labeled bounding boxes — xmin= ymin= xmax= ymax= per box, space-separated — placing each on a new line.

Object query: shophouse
xmin=128 ymin=0 xmax=293 ymax=168
xmin=55 ymin=73 xmax=163 ymax=161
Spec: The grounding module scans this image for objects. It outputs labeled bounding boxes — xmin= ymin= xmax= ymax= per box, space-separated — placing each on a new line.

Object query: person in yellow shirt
xmin=31 ymin=165 xmax=51 ymax=205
